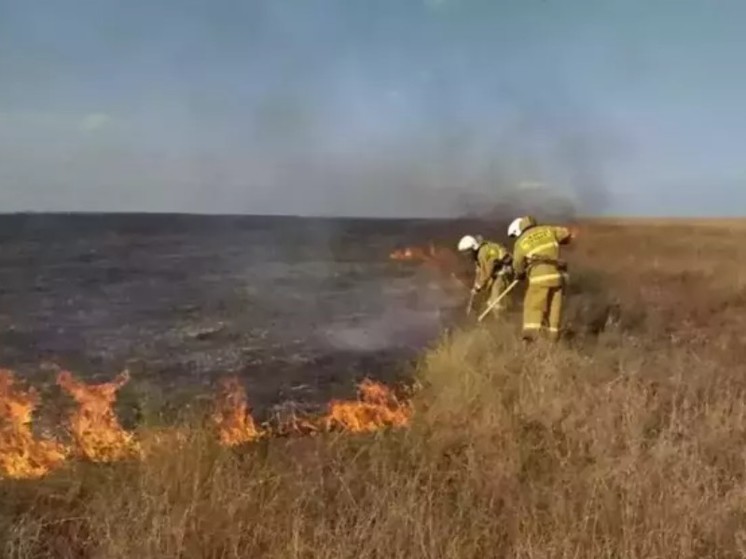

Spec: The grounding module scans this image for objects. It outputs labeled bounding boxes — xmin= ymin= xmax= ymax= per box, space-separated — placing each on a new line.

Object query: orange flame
xmin=56 ymin=370 xmax=141 ymax=462
xmin=323 ymin=379 xmax=412 ymax=433
xmin=0 ymin=364 xmax=415 ymax=478
xmin=389 ymin=243 xmax=470 ymax=289
xmin=389 ymin=242 xmax=440 ymax=262
xmin=0 ymin=370 xmax=68 ymax=479
xmin=212 ymin=376 xmax=262 ymax=446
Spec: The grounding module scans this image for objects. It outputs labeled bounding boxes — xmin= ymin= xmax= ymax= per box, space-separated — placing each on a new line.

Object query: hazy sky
xmin=1 ymin=0 xmax=744 ymax=216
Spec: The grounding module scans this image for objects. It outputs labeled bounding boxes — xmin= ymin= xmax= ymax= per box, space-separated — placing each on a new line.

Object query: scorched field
xmin=1 ymin=215 xmax=746 ymax=558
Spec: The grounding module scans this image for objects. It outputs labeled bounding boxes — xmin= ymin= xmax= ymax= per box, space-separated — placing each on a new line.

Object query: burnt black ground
xmin=0 ymin=213 xmax=503 ymax=416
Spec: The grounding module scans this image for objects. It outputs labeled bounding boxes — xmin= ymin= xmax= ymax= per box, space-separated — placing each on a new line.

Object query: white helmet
xmin=507 ymin=215 xmax=536 ymax=238
xmin=457 ymin=235 xmax=480 ymax=252
xmin=507 ymin=218 xmax=523 ymax=238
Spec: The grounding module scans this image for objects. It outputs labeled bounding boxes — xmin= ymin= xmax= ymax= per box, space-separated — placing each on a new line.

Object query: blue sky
xmin=1 ymin=0 xmax=744 ymax=216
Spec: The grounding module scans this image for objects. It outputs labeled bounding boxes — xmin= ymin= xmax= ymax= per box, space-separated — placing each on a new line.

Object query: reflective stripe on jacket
xmin=512 ymin=225 xmax=571 ymax=287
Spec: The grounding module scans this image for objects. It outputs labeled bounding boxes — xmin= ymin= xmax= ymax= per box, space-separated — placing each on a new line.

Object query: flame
xmin=56 ymin=370 xmax=141 ymax=462
xmin=389 ymin=243 xmax=469 ymax=288
xmin=0 ymin=365 xmax=415 ymax=478
xmin=211 ymin=376 xmax=412 ymax=439
xmin=323 ymin=379 xmax=412 ymax=433
xmin=0 ymin=370 xmax=68 ymax=479
xmin=212 ymin=376 xmax=262 ymax=446
xmin=389 ymin=242 xmax=440 ymax=262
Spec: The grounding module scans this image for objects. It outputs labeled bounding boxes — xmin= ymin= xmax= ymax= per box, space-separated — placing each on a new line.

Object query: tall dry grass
xmin=2 ymin=220 xmax=746 ymax=558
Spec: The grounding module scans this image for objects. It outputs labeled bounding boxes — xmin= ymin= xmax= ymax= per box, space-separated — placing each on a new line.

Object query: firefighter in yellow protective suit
xmin=457 ymin=234 xmax=513 ymax=317
xmin=508 ymin=216 xmax=573 ymax=341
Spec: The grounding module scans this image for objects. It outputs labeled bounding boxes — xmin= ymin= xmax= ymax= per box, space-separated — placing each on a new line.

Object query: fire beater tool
xmin=477 ymin=279 xmax=519 ymax=322
xmin=465 ymin=288 xmax=476 ymax=316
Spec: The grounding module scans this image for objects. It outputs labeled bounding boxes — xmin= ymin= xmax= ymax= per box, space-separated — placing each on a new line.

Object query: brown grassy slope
xmin=2 ymin=221 xmax=746 ymax=559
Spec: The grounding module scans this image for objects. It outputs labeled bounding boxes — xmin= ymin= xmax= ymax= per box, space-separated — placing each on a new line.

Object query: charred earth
xmin=0 ymin=213 xmax=493 ymax=417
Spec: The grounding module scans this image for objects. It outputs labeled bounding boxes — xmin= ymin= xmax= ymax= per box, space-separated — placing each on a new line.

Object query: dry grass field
xmin=2 ymin=219 xmax=746 ymax=558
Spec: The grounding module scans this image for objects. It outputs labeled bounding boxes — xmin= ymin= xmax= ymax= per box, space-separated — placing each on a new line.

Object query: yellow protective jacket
xmin=473 ymin=241 xmax=511 ymax=290
xmin=512 ymin=225 xmax=572 ymax=287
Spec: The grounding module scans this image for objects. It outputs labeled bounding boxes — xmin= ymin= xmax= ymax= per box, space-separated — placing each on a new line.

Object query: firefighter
xmin=457 ymin=234 xmax=513 ymax=317
xmin=508 ymin=215 xmax=574 ymax=342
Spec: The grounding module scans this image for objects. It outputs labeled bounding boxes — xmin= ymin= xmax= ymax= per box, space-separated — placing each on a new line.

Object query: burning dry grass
xmin=0 ymin=371 xmax=67 ymax=480
xmin=56 ymin=369 xmax=142 ymax=463
xmin=211 ymin=376 xmax=263 ymax=446
xmin=323 ymin=378 xmax=412 ymax=433
xmin=2 ymin=220 xmax=746 ymax=558
xmin=389 ymin=241 xmax=471 ymax=289
xmin=0 ymin=371 xmax=412 ymax=479
xmin=389 ymin=242 xmax=446 ymax=262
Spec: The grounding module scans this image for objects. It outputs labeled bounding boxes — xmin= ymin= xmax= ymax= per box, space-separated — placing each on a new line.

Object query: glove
xmin=515 ymin=271 xmax=526 ymax=281
xmin=471 ymin=284 xmax=481 ymax=295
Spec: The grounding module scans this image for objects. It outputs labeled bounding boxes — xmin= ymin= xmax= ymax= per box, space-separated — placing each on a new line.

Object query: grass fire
xmin=0 ymin=370 xmax=412 ymax=479
xmin=389 ymin=242 xmax=471 ymax=288
xmin=0 ymin=371 xmax=68 ymax=480
xmin=2 ymin=218 xmax=746 ymax=558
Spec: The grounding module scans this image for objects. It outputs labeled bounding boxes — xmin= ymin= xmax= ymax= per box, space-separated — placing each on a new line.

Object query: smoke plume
xmin=0 ymin=0 xmax=620 ymax=218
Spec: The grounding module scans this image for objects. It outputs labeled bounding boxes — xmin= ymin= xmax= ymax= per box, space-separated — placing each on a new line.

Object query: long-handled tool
xmin=465 ymin=288 xmax=476 ymax=316
xmin=477 ymin=279 xmax=519 ymax=322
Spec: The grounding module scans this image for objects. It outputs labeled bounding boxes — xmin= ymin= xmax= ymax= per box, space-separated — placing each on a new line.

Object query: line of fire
xmin=0 ymin=243 xmax=459 ymax=480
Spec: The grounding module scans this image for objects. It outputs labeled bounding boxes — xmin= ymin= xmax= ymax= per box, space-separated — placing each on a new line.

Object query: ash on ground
xmin=0 ymin=214 xmax=488 ymax=412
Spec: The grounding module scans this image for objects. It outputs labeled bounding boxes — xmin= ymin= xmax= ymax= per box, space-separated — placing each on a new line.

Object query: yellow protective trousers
xmin=484 ymin=272 xmax=512 ymax=317
xmin=522 ymin=284 xmax=564 ymax=341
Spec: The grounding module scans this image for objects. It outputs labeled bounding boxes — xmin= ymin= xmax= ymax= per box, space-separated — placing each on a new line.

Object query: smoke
xmin=0 ymin=0 xmax=623 ymax=217
xmin=321 ymin=274 xmax=463 ymax=353
xmin=230 ymin=55 xmax=619 ymax=219
xmin=222 ymin=108 xmax=616 ymax=220
xmin=1 ymin=0 xmax=626 ymax=365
